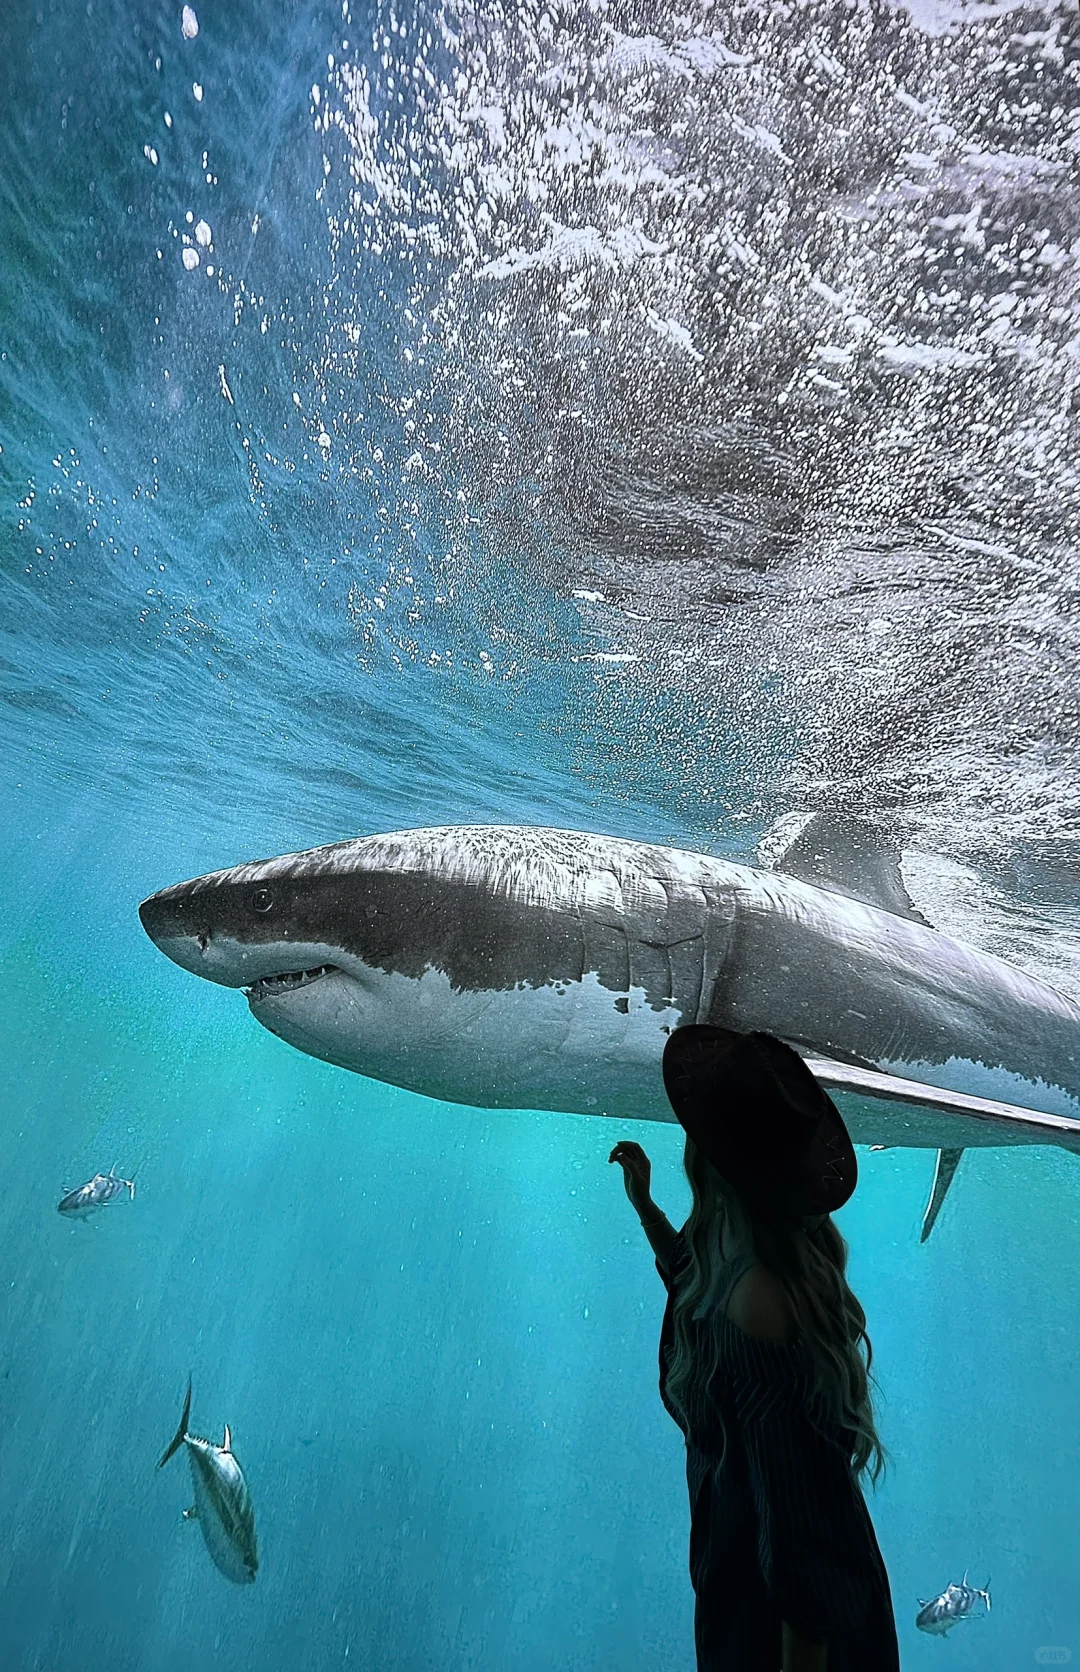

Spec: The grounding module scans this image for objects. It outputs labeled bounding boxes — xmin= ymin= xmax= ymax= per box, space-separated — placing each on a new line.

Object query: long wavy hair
xmin=665 ymin=1137 xmax=887 ymax=1484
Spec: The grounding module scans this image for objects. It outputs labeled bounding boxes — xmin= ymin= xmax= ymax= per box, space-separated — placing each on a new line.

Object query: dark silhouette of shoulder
xmin=726 ymin=1264 xmax=795 ymax=1342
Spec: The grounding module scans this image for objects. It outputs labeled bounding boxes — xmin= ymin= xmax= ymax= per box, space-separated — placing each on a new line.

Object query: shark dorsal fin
xmin=222 ymin=1423 xmax=232 ymax=1452
xmin=758 ymin=812 xmax=930 ymax=924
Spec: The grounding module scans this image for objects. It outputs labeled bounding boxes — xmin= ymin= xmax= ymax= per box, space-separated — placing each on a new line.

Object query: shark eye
xmin=251 ymin=888 xmax=274 ymax=913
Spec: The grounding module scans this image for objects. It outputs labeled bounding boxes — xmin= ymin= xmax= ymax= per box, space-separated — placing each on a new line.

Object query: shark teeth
xmin=247 ymin=965 xmax=337 ymax=1001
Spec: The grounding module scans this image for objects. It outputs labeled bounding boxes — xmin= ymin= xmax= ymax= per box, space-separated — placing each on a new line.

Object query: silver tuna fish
xmin=57 ymin=1166 xmax=135 ymax=1219
xmin=916 ymin=1573 xmax=991 ymax=1635
xmin=158 ymin=1379 xmax=258 ymax=1584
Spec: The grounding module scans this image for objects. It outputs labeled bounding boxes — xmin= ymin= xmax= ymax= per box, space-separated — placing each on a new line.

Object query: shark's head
xmin=139 ymin=851 xmax=359 ymax=991
xmin=136 ymin=829 xmax=594 ymax=1100
xmin=138 ymin=838 xmax=428 ymax=1078
xmin=138 ymin=825 xmax=722 ymax=1118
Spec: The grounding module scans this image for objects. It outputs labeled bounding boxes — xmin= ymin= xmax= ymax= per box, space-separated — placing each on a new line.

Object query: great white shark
xmin=138 ymin=814 xmax=1080 ymax=1239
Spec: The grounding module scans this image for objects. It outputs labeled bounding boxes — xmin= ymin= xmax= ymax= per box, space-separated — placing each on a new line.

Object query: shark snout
xmin=138 ymin=886 xmax=206 ymax=943
xmin=137 ymin=886 xmax=248 ymax=987
xmin=138 ymin=888 xmax=191 ymax=947
xmin=138 ymin=874 xmax=349 ymax=991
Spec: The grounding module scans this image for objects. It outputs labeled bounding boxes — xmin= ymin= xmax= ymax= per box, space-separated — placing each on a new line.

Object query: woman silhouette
xmin=610 ymin=1026 xmax=899 ymax=1672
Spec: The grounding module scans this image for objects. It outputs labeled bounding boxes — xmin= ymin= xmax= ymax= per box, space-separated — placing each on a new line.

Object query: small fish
xmin=57 ymin=1166 xmax=136 ymax=1219
xmin=916 ymin=1572 xmax=991 ymax=1635
xmin=158 ymin=1379 xmax=258 ymax=1584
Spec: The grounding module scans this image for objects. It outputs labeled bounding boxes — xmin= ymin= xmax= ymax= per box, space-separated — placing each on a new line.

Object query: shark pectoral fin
xmin=920 ymin=1148 xmax=964 ymax=1243
xmin=757 ymin=811 xmax=930 ymax=924
xmin=182 ymin=1506 xmax=198 ymax=1521
xmin=803 ymin=1059 xmax=1080 ymax=1148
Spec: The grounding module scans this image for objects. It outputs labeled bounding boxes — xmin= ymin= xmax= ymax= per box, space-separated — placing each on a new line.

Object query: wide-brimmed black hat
xmin=662 ymin=1025 xmax=857 ymax=1218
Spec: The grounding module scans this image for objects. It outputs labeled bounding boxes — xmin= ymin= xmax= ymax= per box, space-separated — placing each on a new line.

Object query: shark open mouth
xmin=247 ymin=965 xmax=338 ymax=1001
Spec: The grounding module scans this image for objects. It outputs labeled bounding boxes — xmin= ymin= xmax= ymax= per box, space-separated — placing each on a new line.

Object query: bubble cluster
xmin=312 ymin=0 xmax=1079 ymax=859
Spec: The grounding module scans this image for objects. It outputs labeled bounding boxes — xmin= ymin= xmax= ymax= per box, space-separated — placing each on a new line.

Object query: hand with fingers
xmin=608 ymin=1140 xmax=653 ymax=1215
xmin=609 ymin=1141 xmax=676 ymax=1260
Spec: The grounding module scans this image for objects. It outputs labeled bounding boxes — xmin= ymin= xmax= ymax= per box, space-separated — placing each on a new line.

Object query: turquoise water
xmin=3 ymin=0 xmax=1080 ymax=1666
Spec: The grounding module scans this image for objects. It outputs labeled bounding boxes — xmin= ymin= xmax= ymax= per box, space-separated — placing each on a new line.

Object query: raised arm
xmin=608 ymin=1141 xmax=679 ymax=1266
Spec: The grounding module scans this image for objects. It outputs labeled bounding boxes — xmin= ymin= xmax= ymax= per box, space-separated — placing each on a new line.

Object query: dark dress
xmin=656 ymin=1227 xmax=900 ymax=1671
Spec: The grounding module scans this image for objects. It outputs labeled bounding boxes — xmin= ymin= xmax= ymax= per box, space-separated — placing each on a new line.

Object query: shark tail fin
xmin=158 ymin=1377 xmax=192 ymax=1469
xmin=920 ymin=1148 xmax=964 ymax=1242
xmin=127 ymin=1178 xmax=136 ymax=1201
